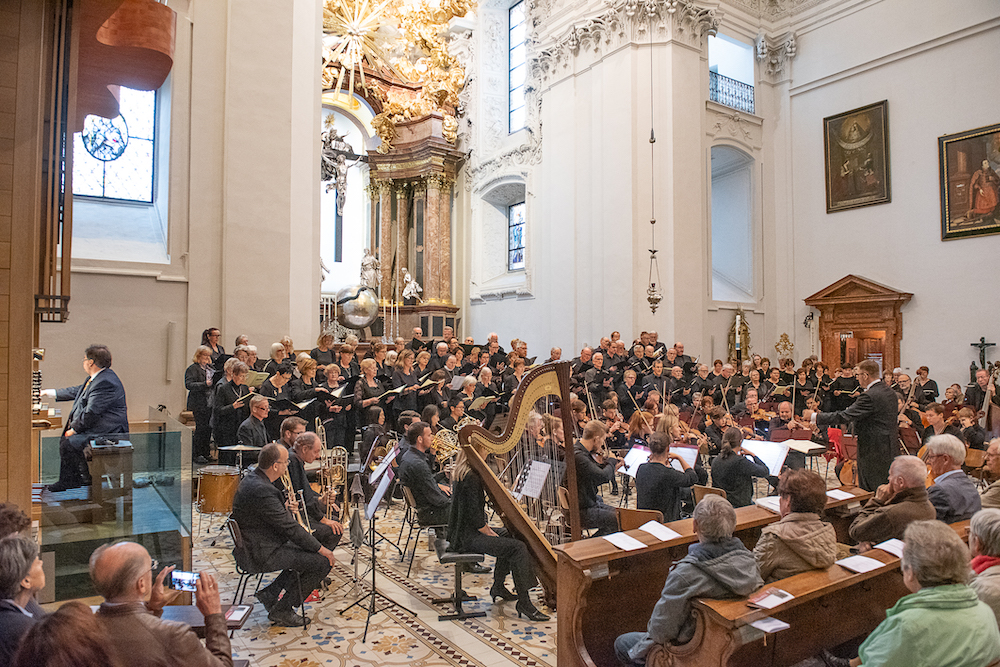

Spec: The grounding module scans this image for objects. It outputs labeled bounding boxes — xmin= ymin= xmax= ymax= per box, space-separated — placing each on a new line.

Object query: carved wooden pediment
xmin=804 ymin=275 xmax=912 ymax=307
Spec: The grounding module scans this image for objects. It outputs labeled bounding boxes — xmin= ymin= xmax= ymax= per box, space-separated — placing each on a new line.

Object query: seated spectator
xmin=970 ymin=508 xmax=1000 ymax=627
xmin=710 ymin=427 xmax=770 ymax=508
xmin=614 ymin=495 xmax=762 ymax=666
xmin=754 ymin=469 xmax=837 ymax=582
xmin=0 ymin=536 xmax=45 ymax=667
xmin=90 ymin=541 xmax=233 ymax=666
xmin=11 ymin=601 xmax=123 ymax=667
xmin=822 ymin=520 xmax=1000 ymax=667
xmin=0 ymin=503 xmax=29 ymax=538
xmin=849 ymin=455 xmax=936 ymax=547
xmin=981 ymin=440 xmax=1000 ymax=510
xmin=926 ymin=434 xmax=981 ymax=524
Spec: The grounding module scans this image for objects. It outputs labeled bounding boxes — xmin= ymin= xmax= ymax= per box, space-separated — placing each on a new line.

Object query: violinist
xmin=896 ymin=374 xmax=929 ymax=410
xmin=571 ymin=420 xmax=622 ymax=537
xmin=635 ymin=431 xmax=698 ymax=522
xmin=767 ymin=401 xmax=808 ymax=469
xmin=959 ymin=407 xmax=987 ymax=450
xmin=602 ymin=400 xmax=629 ymax=451
xmin=705 ymin=407 xmax=732 ymax=455
xmin=921 ymin=403 xmax=962 ymax=444
xmin=626 ymin=410 xmax=654 ymax=451
xmin=897 ymin=396 xmax=924 ymax=433
xmin=733 ymin=389 xmax=770 ymax=438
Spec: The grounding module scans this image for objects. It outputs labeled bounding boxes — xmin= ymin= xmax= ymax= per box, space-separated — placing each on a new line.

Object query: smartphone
xmin=169 ymin=570 xmax=199 ymax=592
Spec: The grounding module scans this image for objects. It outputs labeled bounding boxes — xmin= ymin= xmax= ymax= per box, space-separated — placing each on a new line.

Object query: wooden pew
xmin=553 ymin=486 xmax=871 ymax=667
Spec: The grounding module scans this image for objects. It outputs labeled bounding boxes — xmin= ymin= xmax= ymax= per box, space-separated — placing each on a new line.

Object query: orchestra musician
xmin=967 ymin=369 xmax=1000 ymax=413
xmin=768 ymin=401 xmax=808 ymax=469
xmin=960 ymin=407 xmax=988 ymax=450
xmin=571 ymin=420 xmax=622 ymax=537
xmin=439 ymin=397 xmax=465 ymax=432
xmin=447 ymin=444 xmax=549 ymax=621
xmin=921 ymin=403 xmax=963 ymax=444
xmin=602 ymin=400 xmax=629 ymax=451
xmin=236 ymin=395 xmax=269 ymax=448
xmin=710 ymin=427 xmax=770 ymax=508
xmin=230 ymin=443 xmax=334 ymax=627
xmin=285 ymin=432 xmax=343 ymax=550
xmin=635 ymin=432 xmax=697 ymax=522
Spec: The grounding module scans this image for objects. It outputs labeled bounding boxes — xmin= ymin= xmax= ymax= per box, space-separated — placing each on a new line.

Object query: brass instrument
xmin=322 ymin=445 xmax=348 ymax=522
xmin=279 ymin=469 xmax=313 ymax=533
xmin=433 ymin=428 xmax=461 ymax=463
xmin=368 ymin=445 xmax=388 ymax=471
xmin=316 ymin=417 xmax=327 ymax=448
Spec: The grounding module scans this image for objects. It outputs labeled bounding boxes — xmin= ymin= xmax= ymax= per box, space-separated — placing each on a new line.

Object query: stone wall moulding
xmin=533 ymin=0 xmax=722 ymax=86
xmin=706 ymin=101 xmax=763 ymax=150
xmin=755 ymin=30 xmax=797 ymax=83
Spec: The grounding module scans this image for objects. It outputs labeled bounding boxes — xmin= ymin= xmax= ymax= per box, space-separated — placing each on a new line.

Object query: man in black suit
xmin=237 ymin=395 xmax=269 ymax=447
xmin=806 ymin=359 xmax=898 ymax=491
xmin=42 ymin=344 xmax=129 ymax=492
xmin=231 ymin=443 xmax=334 ymax=627
xmin=286 ymin=432 xmax=343 ymax=550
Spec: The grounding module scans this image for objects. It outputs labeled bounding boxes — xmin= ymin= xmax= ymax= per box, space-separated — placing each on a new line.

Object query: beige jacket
xmin=848 ymin=485 xmax=937 ymax=545
xmin=753 ymin=512 xmax=838 ymax=583
xmin=96 ymin=601 xmax=233 ymax=667
xmin=972 ymin=564 xmax=1000 ymax=627
xmin=981 ymin=480 xmax=1000 ymax=510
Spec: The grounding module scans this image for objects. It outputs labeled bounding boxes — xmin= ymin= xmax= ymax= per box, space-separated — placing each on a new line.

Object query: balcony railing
xmin=709 ymin=71 xmax=754 ymax=115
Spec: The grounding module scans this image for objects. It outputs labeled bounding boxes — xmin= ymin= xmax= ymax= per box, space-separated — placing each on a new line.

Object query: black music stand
xmin=339 ymin=468 xmax=415 ymax=642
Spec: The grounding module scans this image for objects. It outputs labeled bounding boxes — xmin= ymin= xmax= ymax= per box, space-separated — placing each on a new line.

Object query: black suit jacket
xmin=817 ymin=381 xmax=898 ymax=491
xmin=237 ymin=416 xmax=268 ymax=447
xmin=55 ymin=368 xmax=129 ymax=449
xmin=184 ymin=363 xmax=213 ymax=411
xmin=231 ymin=467 xmax=322 ymax=571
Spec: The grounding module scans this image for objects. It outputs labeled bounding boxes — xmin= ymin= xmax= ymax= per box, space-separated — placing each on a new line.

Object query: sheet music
xmin=602 ymin=532 xmax=646 ymax=551
xmin=621 ymin=445 xmax=651 ymax=478
xmin=367 ymin=468 xmax=394 ymax=519
xmin=741 ymin=440 xmax=790 ymax=477
xmin=754 ymin=496 xmax=782 ymax=514
xmin=638 ymin=520 xmax=682 ymax=541
xmin=874 ymin=538 xmax=905 ymax=558
xmin=512 ymin=460 xmax=551 ymax=500
xmin=826 ymin=488 xmax=855 ymax=501
xmin=449 ymin=375 xmax=467 ymax=391
xmin=836 ymin=555 xmax=884 ymax=573
xmin=669 ymin=445 xmax=699 ymax=473
xmin=786 ymin=439 xmax=825 ymax=454
xmin=369 ymin=445 xmax=399 ymax=484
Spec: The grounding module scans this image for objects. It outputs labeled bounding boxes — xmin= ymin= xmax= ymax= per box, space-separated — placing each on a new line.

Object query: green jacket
xmin=859 ymin=584 xmax=1000 ymax=667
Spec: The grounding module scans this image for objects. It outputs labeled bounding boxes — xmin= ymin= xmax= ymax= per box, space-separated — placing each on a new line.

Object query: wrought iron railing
xmin=709 ymin=70 xmax=754 ymax=115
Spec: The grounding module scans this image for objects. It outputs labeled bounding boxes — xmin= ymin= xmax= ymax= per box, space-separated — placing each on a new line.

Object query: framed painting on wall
xmin=938 ymin=122 xmax=1000 ymax=241
xmin=823 ymin=100 xmax=891 ymax=213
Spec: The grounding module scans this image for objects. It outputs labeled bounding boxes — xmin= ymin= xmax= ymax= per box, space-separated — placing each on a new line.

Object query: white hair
xmin=925 ymin=434 xmax=966 ymax=466
xmin=892 ymin=455 xmax=929 ymax=488
xmin=971 ymin=509 xmax=1000 ymax=557
xmin=693 ymin=494 xmax=737 ymax=543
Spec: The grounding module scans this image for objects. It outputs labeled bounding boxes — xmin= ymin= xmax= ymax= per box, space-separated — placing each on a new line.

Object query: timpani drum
xmin=197 ymin=465 xmax=240 ymax=514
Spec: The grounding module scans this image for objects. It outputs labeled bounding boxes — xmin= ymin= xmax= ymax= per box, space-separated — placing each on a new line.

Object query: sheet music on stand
xmin=669 ymin=445 xmax=699 ymax=473
xmin=621 ymin=444 xmax=651 ymax=478
xmin=366 ymin=468 xmax=394 ymax=519
xmin=513 ymin=459 xmax=552 ymax=500
xmin=740 ymin=440 xmax=790 ymax=477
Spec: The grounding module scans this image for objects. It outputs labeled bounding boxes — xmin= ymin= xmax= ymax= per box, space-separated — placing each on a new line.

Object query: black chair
xmin=225 ymin=518 xmax=308 ymax=629
xmin=430 ymin=538 xmax=487 ymax=622
xmin=399 ymin=485 xmax=447 ymax=577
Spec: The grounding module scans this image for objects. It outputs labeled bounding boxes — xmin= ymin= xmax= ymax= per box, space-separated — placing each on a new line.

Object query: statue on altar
xmin=401 ymin=268 xmax=423 ymax=302
xmin=360 ymin=250 xmax=380 ymax=292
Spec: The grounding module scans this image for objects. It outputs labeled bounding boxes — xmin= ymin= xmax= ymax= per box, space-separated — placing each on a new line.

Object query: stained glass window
xmin=508 ymin=201 xmax=525 ymax=271
xmin=72 ymin=87 xmax=156 ymax=203
xmin=509 ymin=1 xmax=526 ymax=133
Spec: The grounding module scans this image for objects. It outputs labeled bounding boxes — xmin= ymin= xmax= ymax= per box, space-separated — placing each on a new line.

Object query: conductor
xmin=42 ymin=344 xmax=129 ymax=492
xmin=805 ymin=359 xmax=897 ymax=491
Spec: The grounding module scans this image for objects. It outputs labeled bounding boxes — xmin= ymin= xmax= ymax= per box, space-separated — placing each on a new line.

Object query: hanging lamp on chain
xmin=645 ymin=11 xmax=663 ymax=314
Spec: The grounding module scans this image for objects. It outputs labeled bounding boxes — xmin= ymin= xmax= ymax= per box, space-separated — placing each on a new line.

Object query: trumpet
xmin=279 ymin=469 xmax=313 ymax=533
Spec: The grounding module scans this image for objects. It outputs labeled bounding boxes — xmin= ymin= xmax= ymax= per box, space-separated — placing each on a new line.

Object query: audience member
xmin=614 ymin=495 xmax=762 ymax=666
xmin=925 ymin=434 xmax=981 ymax=523
xmin=849 ymin=455 xmax=936 ymax=547
xmin=754 ymin=469 xmax=837 ymax=582
xmin=90 ymin=541 xmax=233 ymax=666
xmin=970 ymin=508 xmax=1000 ymax=627
xmin=0 ymin=536 xmax=45 ymax=667
xmin=11 ymin=601 xmax=123 ymax=667
xmin=982 ymin=439 xmax=1000 ymax=509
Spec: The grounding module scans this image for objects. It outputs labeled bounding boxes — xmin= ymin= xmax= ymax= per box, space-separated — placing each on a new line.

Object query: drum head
xmin=200 ymin=465 xmax=240 ymax=476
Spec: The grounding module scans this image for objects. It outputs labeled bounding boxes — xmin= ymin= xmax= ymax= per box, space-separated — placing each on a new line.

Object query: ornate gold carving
xmin=775 ymin=333 xmax=794 ymax=360
xmin=425 ymin=173 xmax=454 ymax=191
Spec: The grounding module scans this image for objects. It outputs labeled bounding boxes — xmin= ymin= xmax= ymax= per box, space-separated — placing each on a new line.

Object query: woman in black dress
xmin=309 ymin=333 xmax=335 ymax=372
xmin=201 ymin=327 xmax=225 ymax=364
xmin=392 ymin=349 xmax=421 ymax=424
xmin=290 ymin=356 xmax=330 ymax=430
xmin=184 ymin=346 xmax=215 ymax=464
xmin=635 ymin=432 xmax=698 ymax=522
xmin=448 ymin=444 xmax=549 ymax=621
xmin=710 ymin=427 xmax=769 ymax=508
xmin=355 ymin=358 xmax=392 ymax=427
xmin=212 ymin=360 xmax=252 ymax=452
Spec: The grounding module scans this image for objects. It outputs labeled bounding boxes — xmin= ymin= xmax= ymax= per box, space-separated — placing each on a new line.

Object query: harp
xmin=458 ymin=361 xmax=581 ymax=604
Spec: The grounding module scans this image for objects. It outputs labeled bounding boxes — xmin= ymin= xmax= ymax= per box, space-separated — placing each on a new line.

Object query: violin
xmin=751 ymin=408 xmax=776 ymax=421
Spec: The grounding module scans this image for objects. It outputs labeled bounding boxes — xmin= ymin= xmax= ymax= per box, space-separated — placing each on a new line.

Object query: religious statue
xmin=401 ymin=268 xmax=423 ymax=302
xmin=360 ymin=250 xmax=380 ymax=292
xmin=320 ymin=121 xmax=363 ymax=211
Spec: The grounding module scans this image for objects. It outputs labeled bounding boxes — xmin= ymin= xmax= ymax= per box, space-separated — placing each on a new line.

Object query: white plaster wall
xmin=787 ymin=0 xmax=1000 ymax=388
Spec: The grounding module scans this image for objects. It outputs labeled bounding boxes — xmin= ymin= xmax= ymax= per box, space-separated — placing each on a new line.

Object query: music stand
xmin=339 ymin=467 xmax=415 ymax=642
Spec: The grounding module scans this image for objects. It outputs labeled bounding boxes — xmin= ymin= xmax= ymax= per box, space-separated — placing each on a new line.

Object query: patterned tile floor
xmin=197 ymin=460 xmax=845 ymax=667
xmin=196 ymin=501 xmax=558 ymax=667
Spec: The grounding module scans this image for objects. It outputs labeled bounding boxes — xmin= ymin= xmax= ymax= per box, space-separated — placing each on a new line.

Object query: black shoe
xmin=490 ymin=585 xmax=518 ymax=603
xmin=268 ymin=609 xmax=306 ymax=627
xmin=515 ymin=601 xmax=549 ymax=622
xmin=818 ymin=649 xmax=852 ymax=667
xmin=256 ymin=587 xmax=279 ymax=614
xmin=465 ymin=563 xmax=491 ymax=574
xmin=46 ymin=481 xmax=79 ymax=493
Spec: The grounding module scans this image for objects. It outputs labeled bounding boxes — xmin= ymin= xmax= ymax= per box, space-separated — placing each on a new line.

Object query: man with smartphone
xmin=90 ymin=541 xmax=232 ymax=666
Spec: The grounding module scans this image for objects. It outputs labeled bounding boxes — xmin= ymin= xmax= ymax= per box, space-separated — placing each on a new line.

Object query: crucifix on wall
xmin=321 ymin=119 xmax=367 ymax=262
xmin=972 ymin=336 xmax=996 ymax=370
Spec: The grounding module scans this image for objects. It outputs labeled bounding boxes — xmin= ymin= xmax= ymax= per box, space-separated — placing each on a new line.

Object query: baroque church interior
xmin=2 ymin=0 xmax=1000 ymax=665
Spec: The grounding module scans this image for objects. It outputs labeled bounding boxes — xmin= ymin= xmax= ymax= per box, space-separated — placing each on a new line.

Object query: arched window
xmin=72 ymin=87 xmax=156 ymax=203
xmin=711 ymin=145 xmax=755 ymax=303
xmin=508 ymin=201 xmax=525 ymax=270
xmin=508 ymin=1 xmax=527 ymax=133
